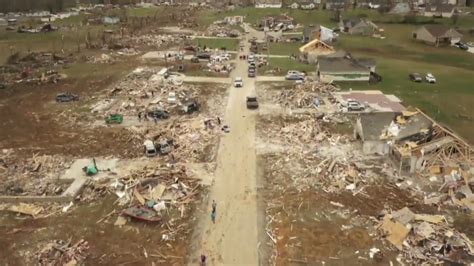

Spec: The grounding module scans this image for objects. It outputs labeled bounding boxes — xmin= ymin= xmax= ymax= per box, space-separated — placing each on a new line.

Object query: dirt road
xmin=193 ymin=30 xmax=259 ymax=264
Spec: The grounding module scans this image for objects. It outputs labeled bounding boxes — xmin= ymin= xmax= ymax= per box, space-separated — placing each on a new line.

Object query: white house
xmin=301 ymin=3 xmax=316 ymax=9
xmin=256 ymin=0 xmax=283 ymax=8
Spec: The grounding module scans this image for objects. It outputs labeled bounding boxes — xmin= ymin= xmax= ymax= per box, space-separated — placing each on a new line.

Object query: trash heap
xmin=36 ymin=239 xmax=89 ymax=265
xmin=378 ymin=207 xmax=473 ymax=264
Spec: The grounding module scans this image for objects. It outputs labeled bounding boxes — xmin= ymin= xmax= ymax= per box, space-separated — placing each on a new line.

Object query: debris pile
xmin=106 ymin=67 xmax=199 ymax=116
xmin=144 ymin=116 xmax=220 ymax=163
xmin=0 ymin=154 xmax=72 ymax=196
xmin=379 ymin=207 xmax=473 ymax=264
xmin=36 ymin=239 xmax=89 ymax=265
xmin=0 ymin=52 xmax=69 ymax=87
xmin=124 ymin=34 xmax=190 ymax=49
xmin=275 ymin=82 xmax=339 ymax=108
xmin=106 ymin=165 xmax=202 ymax=236
xmin=424 ymin=169 xmax=474 ymax=212
xmin=205 ymin=24 xmax=240 ymax=38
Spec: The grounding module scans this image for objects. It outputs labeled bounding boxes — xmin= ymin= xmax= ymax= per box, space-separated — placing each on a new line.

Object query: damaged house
xmin=354 ymin=112 xmax=395 ymax=155
xmin=299 ymin=38 xmax=335 ymax=63
xmin=302 ymin=24 xmax=336 ymax=43
xmin=355 ymin=107 xmax=473 ymax=175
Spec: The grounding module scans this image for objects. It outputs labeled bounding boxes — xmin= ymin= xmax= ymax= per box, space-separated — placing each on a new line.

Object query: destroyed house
xmin=299 ymin=39 xmax=335 ymax=63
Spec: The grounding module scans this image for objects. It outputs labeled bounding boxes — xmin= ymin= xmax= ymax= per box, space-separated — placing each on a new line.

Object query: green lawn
xmin=193 ymin=38 xmax=239 ymax=51
xmin=268 ymin=42 xmax=301 ymax=55
xmin=258 ymin=57 xmax=314 ymax=75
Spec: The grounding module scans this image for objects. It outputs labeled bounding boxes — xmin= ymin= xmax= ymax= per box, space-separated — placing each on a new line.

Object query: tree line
xmin=0 ymin=0 xmax=144 ymax=13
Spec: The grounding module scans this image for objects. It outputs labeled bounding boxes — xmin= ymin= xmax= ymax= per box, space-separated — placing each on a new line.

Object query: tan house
xmin=423 ymin=4 xmax=457 ymax=18
xmin=413 ymin=25 xmax=463 ymax=46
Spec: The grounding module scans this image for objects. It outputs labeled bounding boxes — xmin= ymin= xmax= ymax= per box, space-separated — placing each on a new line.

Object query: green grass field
xmin=258 ymin=57 xmax=314 ymax=75
xmin=268 ymin=42 xmax=301 ymax=55
xmin=193 ymin=38 xmax=239 ymax=51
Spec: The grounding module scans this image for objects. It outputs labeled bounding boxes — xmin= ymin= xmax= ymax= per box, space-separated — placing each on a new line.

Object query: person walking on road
xmin=211 ymin=200 xmax=217 ymax=224
xmin=212 ymin=200 xmax=217 ymax=213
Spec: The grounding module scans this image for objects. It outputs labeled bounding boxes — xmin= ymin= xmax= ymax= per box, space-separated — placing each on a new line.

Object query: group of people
xmin=201 ymin=200 xmax=218 ymax=265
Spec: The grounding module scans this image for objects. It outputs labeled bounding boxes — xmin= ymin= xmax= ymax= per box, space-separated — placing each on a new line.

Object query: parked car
xmin=246 ymin=96 xmax=259 ymax=109
xmin=248 ymin=68 xmax=256 ymax=78
xmin=234 ymin=77 xmax=243 ymax=87
xmin=425 ymin=73 xmax=436 ymax=83
xmin=409 ymin=73 xmax=422 ymax=82
xmin=147 ymin=109 xmax=169 ymax=119
xmin=347 ymin=101 xmax=365 ymax=112
xmin=56 ymin=92 xmax=79 ymax=102
xmin=196 ymin=52 xmax=211 ymax=59
xmin=247 ymin=54 xmax=255 ymax=63
xmin=285 ymin=70 xmax=305 ymax=80
xmin=454 ymin=42 xmax=469 ymax=50
xmin=190 ymin=57 xmax=200 ymax=63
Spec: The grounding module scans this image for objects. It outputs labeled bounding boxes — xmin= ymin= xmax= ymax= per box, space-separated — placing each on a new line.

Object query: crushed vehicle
xmin=143 ymin=140 xmax=158 ymax=157
xmin=409 ymin=73 xmax=422 ymax=82
xmin=182 ymin=100 xmax=200 ymax=114
xmin=56 ymin=92 xmax=79 ymax=103
xmin=168 ymin=92 xmax=177 ymax=104
xmin=157 ymin=139 xmax=174 ymax=155
xmin=147 ymin=109 xmax=169 ymax=120
xmin=105 ymin=114 xmax=123 ymax=124
xmin=246 ymin=96 xmax=259 ymax=109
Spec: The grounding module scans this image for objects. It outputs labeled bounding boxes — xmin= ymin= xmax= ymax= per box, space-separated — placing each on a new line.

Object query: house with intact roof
xmin=413 ymin=25 xmax=462 ymax=46
xmin=256 ymin=0 xmax=283 ymax=8
xmin=339 ymin=18 xmax=378 ymax=35
xmin=423 ymin=4 xmax=457 ymax=18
